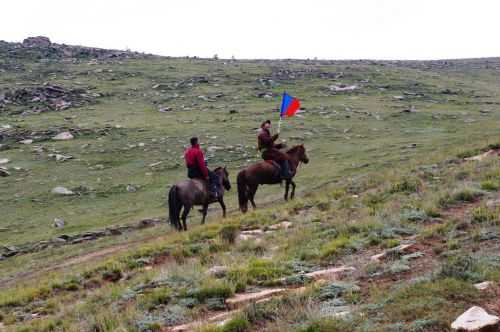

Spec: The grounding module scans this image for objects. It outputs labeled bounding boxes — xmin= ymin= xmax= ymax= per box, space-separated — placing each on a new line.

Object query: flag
xmin=280 ymin=92 xmax=300 ymax=118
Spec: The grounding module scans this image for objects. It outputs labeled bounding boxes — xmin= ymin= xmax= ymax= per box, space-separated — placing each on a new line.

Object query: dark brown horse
xmin=168 ymin=167 xmax=231 ymax=231
xmin=237 ymin=145 xmax=309 ymax=213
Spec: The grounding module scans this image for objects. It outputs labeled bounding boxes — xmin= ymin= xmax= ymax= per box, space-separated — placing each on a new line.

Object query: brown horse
xmin=168 ymin=167 xmax=231 ymax=231
xmin=237 ymin=145 xmax=309 ymax=213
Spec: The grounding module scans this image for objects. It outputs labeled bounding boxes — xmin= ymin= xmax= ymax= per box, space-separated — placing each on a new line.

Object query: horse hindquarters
xmin=237 ymin=170 xmax=249 ymax=213
xmin=168 ymin=185 xmax=182 ymax=230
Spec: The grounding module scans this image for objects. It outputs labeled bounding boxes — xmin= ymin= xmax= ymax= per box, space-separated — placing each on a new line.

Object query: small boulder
xmin=0 ymin=167 xmax=10 ymax=177
xmin=51 ymin=186 xmax=75 ymax=195
xmin=451 ymin=306 xmax=499 ymax=331
xmin=19 ymin=139 xmax=33 ymax=145
xmin=474 ymin=281 xmax=493 ymax=291
xmin=52 ymin=132 xmax=74 ymax=141
xmin=53 ymin=218 xmax=65 ymax=228
xmin=0 ymin=158 xmax=10 ymax=165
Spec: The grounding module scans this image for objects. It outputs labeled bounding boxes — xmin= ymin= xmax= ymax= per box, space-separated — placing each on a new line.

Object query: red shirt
xmin=184 ymin=144 xmax=208 ymax=178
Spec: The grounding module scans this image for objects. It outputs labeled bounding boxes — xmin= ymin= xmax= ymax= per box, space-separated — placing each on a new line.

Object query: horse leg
xmin=249 ymin=185 xmax=258 ymax=209
xmin=200 ymin=203 xmax=208 ymax=224
xmin=284 ymin=180 xmax=290 ymax=201
xmin=218 ymin=198 xmax=227 ymax=218
xmin=290 ymin=180 xmax=296 ymax=200
xmin=181 ymin=204 xmax=191 ymax=231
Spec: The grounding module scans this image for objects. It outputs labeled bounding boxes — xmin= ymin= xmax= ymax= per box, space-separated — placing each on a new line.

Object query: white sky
xmin=2 ymin=0 xmax=499 ymax=60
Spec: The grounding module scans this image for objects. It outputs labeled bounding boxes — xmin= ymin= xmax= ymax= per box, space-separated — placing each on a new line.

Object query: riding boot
xmin=280 ymin=160 xmax=292 ymax=179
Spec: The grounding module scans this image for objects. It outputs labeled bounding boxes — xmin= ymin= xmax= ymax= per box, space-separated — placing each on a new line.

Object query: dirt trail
xmin=0 ymin=191 xmax=294 ymax=288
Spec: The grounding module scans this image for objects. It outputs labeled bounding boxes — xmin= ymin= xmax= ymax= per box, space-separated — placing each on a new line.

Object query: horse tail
xmin=237 ymin=170 xmax=249 ymax=213
xmin=168 ymin=185 xmax=182 ymax=230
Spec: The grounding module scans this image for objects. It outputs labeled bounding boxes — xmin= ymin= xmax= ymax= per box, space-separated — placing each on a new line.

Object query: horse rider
xmin=257 ymin=120 xmax=292 ymax=179
xmin=184 ymin=137 xmax=220 ymax=198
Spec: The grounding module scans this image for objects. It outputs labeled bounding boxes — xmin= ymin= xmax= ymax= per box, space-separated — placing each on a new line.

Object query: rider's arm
xmin=197 ymin=150 xmax=209 ymax=179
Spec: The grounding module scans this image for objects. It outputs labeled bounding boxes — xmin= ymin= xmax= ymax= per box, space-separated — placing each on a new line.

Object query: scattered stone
xmin=329 ymin=84 xmax=359 ymax=92
xmin=126 ymin=184 xmax=137 ymax=193
xmin=474 ymin=281 xmax=493 ymax=291
xmin=53 ymin=218 xmax=65 ymax=228
xmin=0 ymin=158 xmax=10 ymax=165
xmin=19 ymin=139 xmax=33 ymax=145
xmin=226 ymin=288 xmax=287 ymax=309
xmin=451 ymin=306 xmax=500 ymax=331
xmin=158 ymin=107 xmax=173 ymax=113
xmin=52 ymin=132 xmax=74 ymax=141
xmin=268 ymin=221 xmax=293 ymax=231
xmin=487 ymin=199 xmax=500 ymax=208
xmin=206 ymin=266 xmax=229 ymax=279
xmin=402 ymin=106 xmax=418 ymax=113
xmin=51 ymin=186 xmax=75 ymax=196
xmin=305 ymin=266 xmax=356 ymax=281
xmin=465 ymin=149 xmax=498 ymax=161
xmin=371 ymin=243 xmax=415 ymax=262
xmin=0 ymin=167 xmax=10 ymax=177
xmin=49 ymin=154 xmax=73 ymax=162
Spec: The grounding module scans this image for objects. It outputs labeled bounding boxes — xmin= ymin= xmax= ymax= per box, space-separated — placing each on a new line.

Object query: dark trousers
xmin=187 ymin=167 xmax=220 ymax=193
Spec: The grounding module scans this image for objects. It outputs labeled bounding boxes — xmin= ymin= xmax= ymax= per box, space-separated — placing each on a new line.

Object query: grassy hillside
xmin=0 ymin=39 xmax=499 ymax=331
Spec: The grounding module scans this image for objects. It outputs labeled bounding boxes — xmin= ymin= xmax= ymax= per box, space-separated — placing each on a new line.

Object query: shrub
xmin=480 ymin=180 xmax=499 ymax=191
xmin=439 ymin=254 xmax=479 ymax=281
xmin=471 ymin=206 xmax=499 ymax=224
xmin=222 ymin=314 xmax=250 ymax=332
xmin=401 ymin=209 xmax=428 ymax=222
xmin=382 ymin=239 xmax=401 ymax=249
xmin=390 ymin=177 xmax=422 ymax=194
xmin=195 ymin=280 xmax=234 ymax=301
xmin=438 ymin=188 xmax=484 ymax=207
xmin=219 ymin=224 xmax=239 ymax=244
xmin=320 ymin=236 xmax=357 ymax=259
xmin=246 ymin=259 xmax=288 ymax=283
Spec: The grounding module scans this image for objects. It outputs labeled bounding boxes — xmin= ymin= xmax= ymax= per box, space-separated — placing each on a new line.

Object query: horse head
xmin=215 ymin=166 xmax=231 ymax=191
xmin=289 ymin=144 xmax=309 ymax=164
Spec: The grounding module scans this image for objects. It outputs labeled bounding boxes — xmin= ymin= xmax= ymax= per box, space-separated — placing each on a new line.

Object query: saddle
xmin=264 ymin=160 xmax=281 ymax=170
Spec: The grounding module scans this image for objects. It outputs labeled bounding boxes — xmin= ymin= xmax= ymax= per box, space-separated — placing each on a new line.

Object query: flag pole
xmin=277 ymin=91 xmax=284 ymax=134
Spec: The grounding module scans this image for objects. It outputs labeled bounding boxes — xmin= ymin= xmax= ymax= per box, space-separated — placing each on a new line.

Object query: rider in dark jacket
xmin=257 ymin=120 xmax=292 ymax=179
xmin=184 ymin=137 xmax=220 ymax=197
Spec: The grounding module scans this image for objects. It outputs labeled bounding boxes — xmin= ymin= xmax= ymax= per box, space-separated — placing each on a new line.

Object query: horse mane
xmin=287 ymin=145 xmax=304 ymax=155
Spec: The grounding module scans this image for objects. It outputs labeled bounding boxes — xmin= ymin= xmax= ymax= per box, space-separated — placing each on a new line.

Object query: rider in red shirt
xmin=184 ymin=137 xmax=219 ymax=197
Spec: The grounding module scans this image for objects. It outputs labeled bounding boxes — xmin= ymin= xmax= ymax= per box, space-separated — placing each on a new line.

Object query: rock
xmin=52 ymin=132 xmax=74 ymax=141
xmin=206 ymin=266 xmax=228 ymax=279
xmin=465 ymin=150 xmax=498 ymax=161
xmin=126 ymin=184 xmax=137 ymax=193
xmin=51 ymin=186 xmax=75 ymax=195
xmin=226 ymin=288 xmax=286 ymax=309
xmin=268 ymin=221 xmax=293 ymax=231
xmin=329 ymin=84 xmax=359 ymax=92
xmin=371 ymin=243 xmax=416 ymax=262
xmin=474 ymin=281 xmax=493 ymax=291
xmin=53 ymin=218 xmax=65 ymax=228
xmin=487 ymin=199 xmax=500 ymax=208
xmin=19 ymin=139 xmax=33 ymax=145
xmin=402 ymin=106 xmax=418 ymax=113
xmin=0 ymin=167 xmax=10 ymax=177
xmin=305 ymin=266 xmax=356 ymax=281
xmin=49 ymin=154 xmax=73 ymax=162
xmin=158 ymin=107 xmax=173 ymax=113
xmin=451 ymin=306 xmax=499 ymax=331
xmin=0 ymin=158 xmax=10 ymax=165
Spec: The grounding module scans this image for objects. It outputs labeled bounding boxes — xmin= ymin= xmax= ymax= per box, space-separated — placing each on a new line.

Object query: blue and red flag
xmin=279 ymin=92 xmax=300 ymax=118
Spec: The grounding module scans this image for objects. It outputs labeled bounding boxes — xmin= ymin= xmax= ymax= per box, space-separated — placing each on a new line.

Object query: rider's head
xmin=261 ymin=120 xmax=271 ymax=130
xmin=190 ymin=137 xmax=199 ymax=146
